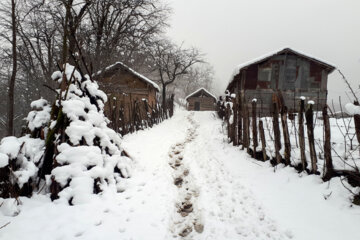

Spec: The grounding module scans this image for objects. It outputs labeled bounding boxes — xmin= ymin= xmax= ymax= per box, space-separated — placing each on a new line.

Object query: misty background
xmin=167 ymin=0 xmax=360 ymax=104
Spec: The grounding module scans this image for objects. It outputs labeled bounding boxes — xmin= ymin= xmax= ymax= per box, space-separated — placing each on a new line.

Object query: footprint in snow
xmin=74 ymin=232 xmax=84 ymax=237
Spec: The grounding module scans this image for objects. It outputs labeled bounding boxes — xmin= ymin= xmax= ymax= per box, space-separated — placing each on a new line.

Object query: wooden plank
xmin=272 ymin=95 xmax=282 ymax=165
xmin=281 ymin=106 xmax=291 ymax=165
xmin=298 ymin=98 xmax=307 ymax=171
xmin=322 ymin=105 xmax=333 ymax=180
xmin=305 ymin=103 xmax=318 ymax=174
xmin=259 ymin=120 xmax=267 ymax=161
xmin=252 ymin=100 xmax=258 ymax=157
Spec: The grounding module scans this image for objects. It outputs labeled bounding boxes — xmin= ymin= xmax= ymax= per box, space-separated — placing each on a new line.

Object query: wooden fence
xmin=107 ymin=95 xmax=174 ymax=136
xmin=218 ymin=92 xmax=360 ymax=200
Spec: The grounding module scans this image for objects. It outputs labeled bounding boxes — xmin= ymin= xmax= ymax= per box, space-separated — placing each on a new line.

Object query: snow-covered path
xmin=1 ymin=110 xmax=360 ymax=240
xmin=122 ymin=110 xmax=291 ymax=239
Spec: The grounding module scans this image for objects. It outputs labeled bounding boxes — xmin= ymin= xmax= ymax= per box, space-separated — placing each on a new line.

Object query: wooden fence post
xmin=243 ymin=103 xmax=250 ymax=151
xmin=298 ymin=98 xmax=307 ymax=171
xmin=281 ymin=106 xmax=291 ymax=165
xmin=232 ymin=97 xmax=237 ymax=146
xmin=238 ymin=96 xmax=243 ymax=145
xmin=322 ymin=105 xmax=334 ymax=181
xmin=245 ymin=104 xmax=251 ymax=154
xmin=259 ymin=120 xmax=267 ymax=161
xmin=272 ymin=96 xmax=282 ymax=164
xmin=305 ymin=102 xmax=318 ymax=174
xmin=252 ymin=99 xmax=258 ymax=158
xmin=354 ymin=101 xmax=360 ymax=150
xmin=226 ymin=103 xmax=231 ymax=141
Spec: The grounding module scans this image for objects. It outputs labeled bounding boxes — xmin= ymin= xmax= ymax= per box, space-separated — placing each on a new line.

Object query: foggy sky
xmin=166 ymin=0 xmax=360 ymax=104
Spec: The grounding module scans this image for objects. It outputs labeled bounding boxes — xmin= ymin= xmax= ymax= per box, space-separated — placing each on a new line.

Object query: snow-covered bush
xmin=0 ymin=136 xmax=44 ymax=198
xmin=0 ymin=64 xmax=132 ymax=205
xmin=46 ymin=64 xmax=132 ymax=204
xmin=0 ymin=98 xmax=50 ymax=199
xmin=26 ymin=98 xmax=51 ymax=138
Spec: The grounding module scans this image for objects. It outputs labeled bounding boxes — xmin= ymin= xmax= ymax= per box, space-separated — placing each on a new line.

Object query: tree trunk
xmin=169 ymin=94 xmax=174 ymax=117
xmin=322 ymin=105 xmax=334 ymax=181
xmin=7 ymin=0 xmax=17 ymax=136
xmin=306 ymin=104 xmax=318 ymax=174
xmin=298 ymin=99 xmax=307 ymax=171
xmin=62 ymin=1 xmax=71 ymax=65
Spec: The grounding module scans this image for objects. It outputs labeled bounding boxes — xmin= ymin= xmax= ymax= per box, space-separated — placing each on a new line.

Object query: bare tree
xmin=1 ymin=0 xmax=18 ymax=136
xmin=17 ymin=1 xmax=59 ymax=81
xmin=79 ymin=0 xmax=169 ymax=73
xmin=177 ymin=63 xmax=215 ymax=98
xmin=149 ymin=39 xmax=203 ymax=111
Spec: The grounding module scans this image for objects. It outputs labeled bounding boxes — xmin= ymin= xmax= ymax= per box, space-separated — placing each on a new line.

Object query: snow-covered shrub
xmin=26 ymin=98 xmax=51 ymax=138
xmin=0 ymin=136 xmax=44 ymax=198
xmin=0 ymin=63 xmax=132 ymax=205
xmin=0 ymin=98 xmax=50 ymax=199
xmin=45 ymin=64 xmax=132 ymax=204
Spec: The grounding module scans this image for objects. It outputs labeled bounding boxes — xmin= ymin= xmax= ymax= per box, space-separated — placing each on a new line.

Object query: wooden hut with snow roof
xmin=227 ymin=48 xmax=335 ymax=115
xmin=95 ymin=62 xmax=160 ymax=133
xmin=186 ymin=88 xmax=217 ymax=111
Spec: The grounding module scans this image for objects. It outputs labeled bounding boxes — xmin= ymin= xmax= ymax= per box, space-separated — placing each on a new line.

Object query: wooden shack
xmin=95 ymin=62 xmax=160 ymax=133
xmin=186 ymin=88 xmax=217 ymax=111
xmin=227 ymin=48 xmax=335 ymax=114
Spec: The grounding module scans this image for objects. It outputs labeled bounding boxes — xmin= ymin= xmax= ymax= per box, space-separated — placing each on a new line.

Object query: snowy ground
xmin=1 ymin=109 xmax=360 ymax=239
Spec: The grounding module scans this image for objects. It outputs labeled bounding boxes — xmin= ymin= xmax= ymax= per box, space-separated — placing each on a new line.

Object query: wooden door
xmin=195 ymin=102 xmax=200 ymax=111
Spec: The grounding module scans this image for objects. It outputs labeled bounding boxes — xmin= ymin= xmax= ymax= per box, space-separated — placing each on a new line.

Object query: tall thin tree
xmin=7 ymin=0 xmax=17 ymax=136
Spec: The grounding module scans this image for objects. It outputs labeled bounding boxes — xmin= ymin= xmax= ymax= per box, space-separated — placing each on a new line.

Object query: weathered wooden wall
xmin=187 ymin=97 xmax=216 ymax=111
xmin=97 ymin=67 xmax=158 ymax=133
xmin=230 ymin=53 xmax=331 ymax=115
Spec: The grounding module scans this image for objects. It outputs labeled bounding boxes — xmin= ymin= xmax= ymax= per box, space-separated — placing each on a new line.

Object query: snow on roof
xmin=96 ymin=62 xmax=160 ymax=91
xmin=185 ymin=88 xmax=217 ymax=100
xmin=228 ymin=47 xmax=336 ymax=87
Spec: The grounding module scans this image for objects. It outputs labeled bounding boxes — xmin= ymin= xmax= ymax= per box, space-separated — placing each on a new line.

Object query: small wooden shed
xmin=186 ymin=88 xmax=217 ymax=111
xmin=95 ymin=62 xmax=160 ymax=133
